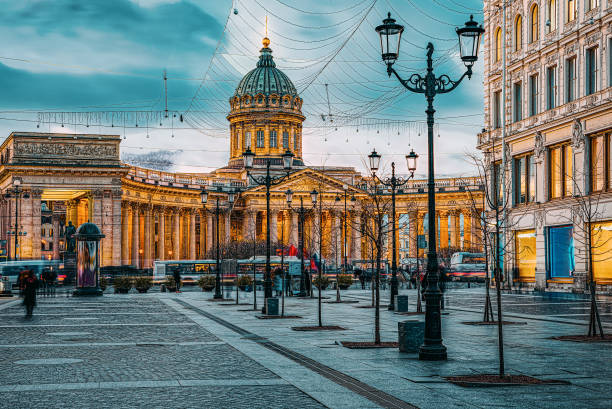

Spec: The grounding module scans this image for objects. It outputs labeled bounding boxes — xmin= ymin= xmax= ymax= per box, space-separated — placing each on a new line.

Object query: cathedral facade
xmin=0 ymin=38 xmax=483 ymax=270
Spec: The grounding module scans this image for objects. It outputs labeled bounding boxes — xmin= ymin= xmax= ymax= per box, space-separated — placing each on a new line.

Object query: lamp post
xmin=243 ymin=148 xmax=294 ymax=312
xmin=286 ymin=189 xmax=316 ymax=297
xmin=369 ymin=150 xmax=418 ymax=310
xmin=201 ymin=186 xmax=234 ymax=300
xmin=376 ymin=13 xmax=483 ymax=360
xmin=334 ymin=185 xmax=356 ymax=302
xmin=5 ymin=180 xmax=30 ymax=261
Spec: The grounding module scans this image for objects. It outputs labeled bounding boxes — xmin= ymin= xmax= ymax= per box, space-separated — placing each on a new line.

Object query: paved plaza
xmin=0 ymin=286 xmax=610 ymax=409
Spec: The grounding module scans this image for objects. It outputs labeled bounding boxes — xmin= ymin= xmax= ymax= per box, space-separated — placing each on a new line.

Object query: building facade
xmin=480 ymin=0 xmax=612 ymax=293
xmin=0 ymin=38 xmax=484 ymax=270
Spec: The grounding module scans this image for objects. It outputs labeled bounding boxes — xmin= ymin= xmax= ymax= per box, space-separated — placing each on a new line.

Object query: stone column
xmin=351 ymin=212 xmax=361 ymax=261
xmin=144 ymin=205 xmax=152 ymax=268
xmin=333 ymin=213 xmax=341 ymax=266
xmin=199 ymin=210 xmax=206 ymax=258
xmin=111 ymin=189 xmax=122 ymax=266
xmin=449 ymin=211 xmax=460 ymax=248
xmin=224 ymin=211 xmax=231 ymax=247
xmin=121 ymin=203 xmax=130 ymax=265
xmin=242 ymin=212 xmax=250 ymax=242
xmin=30 ymin=190 xmax=42 ymax=260
xmin=157 ymin=207 xmax=166 ymax=261
xmin=535 ymin=212 xmax=546 ymax=290
xmin=269 ymin=210 xmax=278 ymax=244
xmin=463 ymin=212 xmax=472 ymax=250
xmin=189 ymin=210 xmax=196 ymax=260
xmin=206 ymin=212 xmax=213 ymax=255
xmin=439 ymin=211 xmax=449 ymax=250
xmin=290 ymin=212 xmax=298 ymax=247
xmin=52 ymin=214 xmax=60 ymax=260
xmin=172 ymin=209 xmax=180 ymax=260
xmin=131 ymin=204 xmax=140 ymax=268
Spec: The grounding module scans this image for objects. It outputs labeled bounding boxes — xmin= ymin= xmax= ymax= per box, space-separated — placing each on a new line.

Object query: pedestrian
xmin=23 ymin=270 xmax=38 ymax=318
xmin=173 ymin=269 xmax=181 ymax=293
xmin=358 ymin=270 xmax=365 ymax=290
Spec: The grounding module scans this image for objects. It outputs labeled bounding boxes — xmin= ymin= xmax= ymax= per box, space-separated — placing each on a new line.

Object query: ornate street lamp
xmin=368 ymin=149 xmax=381 ymax=175
xmin=376 ymin=13 xmax=483 ymax=361
xmin=369 ymin=150 xmax=418 ymax=311
xmin=201 ymin=186 xmax=228 ymax=300
xmin=334 ymin=184 xmax=354 ymax=302
xmin=242 ymin=150 xmax=293 ymax=313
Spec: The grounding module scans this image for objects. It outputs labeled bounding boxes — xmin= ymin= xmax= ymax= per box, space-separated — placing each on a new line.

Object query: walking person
xmin=23 ymin=270 xmax=39 ymax=319
xmin=173 ymin=269 xmax=181 ymax=293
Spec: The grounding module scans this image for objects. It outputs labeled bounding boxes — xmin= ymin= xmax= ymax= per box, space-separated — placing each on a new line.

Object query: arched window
xmin=515 ymin=15 xmax=523 ymax=51
xmin=530 ymin=4 xmax=539 ymax=43
xmin=547 ymin=0 xmax=557 ymax=32
xmin=494 ymin=27 xmax=502 ymax=62
xmin=567 ymin=0 xmax=576 ymax=22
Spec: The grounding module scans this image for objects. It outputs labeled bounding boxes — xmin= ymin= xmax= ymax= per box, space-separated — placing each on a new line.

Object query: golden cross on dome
xmin=262 ymin=15 xmax=270 ymax=48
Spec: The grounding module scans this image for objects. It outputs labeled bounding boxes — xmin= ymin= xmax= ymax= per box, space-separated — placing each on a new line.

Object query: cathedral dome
xmin=234 ymin=38 xmax=298 ymax=98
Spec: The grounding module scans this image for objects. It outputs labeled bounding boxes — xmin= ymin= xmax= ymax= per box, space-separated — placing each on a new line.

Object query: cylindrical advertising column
xmin=73 ymin=222 xmax=105 ymax=297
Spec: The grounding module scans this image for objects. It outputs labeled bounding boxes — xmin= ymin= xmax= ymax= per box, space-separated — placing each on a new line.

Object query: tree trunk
xmin=375 ymin=244 xmax=381 ymax=345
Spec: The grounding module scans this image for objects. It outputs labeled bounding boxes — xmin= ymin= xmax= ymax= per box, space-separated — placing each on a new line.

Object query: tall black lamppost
xmin=242 ymin=148 xmax=294 ymax=311
xmin=285 ymin=189 xmax=316 ymax=297
xmin=5 ymin=179 xmax=29 ymax=261
xmin=376 ymin=13 xmax=484 ymax=360
xmin=201 ymin=187 xmax=235 ymax=300
xmin=369 ymin=149 xmax=418 ymax=310
xmin=334 ymin=185 xmax=356 ymax=302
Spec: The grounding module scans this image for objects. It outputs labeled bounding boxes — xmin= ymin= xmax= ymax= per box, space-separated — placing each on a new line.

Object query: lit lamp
xmin=73 ymin=222 xmax=105 ymax=297
xmin=285 ymin=189 xmax=293 ymax=205
xmin=310 ymin=189 xmax=318 ymax=205
xmin=242 ymin=147 xmax=255 ymax=170
xmin=406 ymin=149 xmax=418 ymax=175
xmin=283 ymin=150 xmax=295 ymax=170
xmin=368 ymin=149 xmax=381 ymax=174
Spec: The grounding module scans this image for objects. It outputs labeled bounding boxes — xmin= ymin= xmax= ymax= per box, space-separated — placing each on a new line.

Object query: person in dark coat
xmin=173 ymin=270 xmax=181 ymax=293
xmin=22 ymin=270 xmax=38 ymax=318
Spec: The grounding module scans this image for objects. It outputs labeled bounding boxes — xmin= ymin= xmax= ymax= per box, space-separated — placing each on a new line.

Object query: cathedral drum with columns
xmin=0 ymin=37 xmax=483 ymax=279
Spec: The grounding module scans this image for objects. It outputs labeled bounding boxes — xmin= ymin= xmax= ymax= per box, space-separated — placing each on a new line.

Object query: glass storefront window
xmin=547 ymin=225 xmax=574 ymax=278
xmin=591 ymin=221 xmax=612 ymax=283
xmin=515 ymin=229 xmax=536 ymax=281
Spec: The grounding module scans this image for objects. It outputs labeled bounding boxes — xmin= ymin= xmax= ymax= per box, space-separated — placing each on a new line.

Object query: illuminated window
xmin=591 ymin=221 xmax=612 ymax=282
xmin=586 ymin=0 xmax=599 ymax=11
xmin=514 ymin=153 xmax=536 ymax=205
xmin=590 ymin=134 xmax=607 ymax=192
xmin=515 ymin=229 xmax=536 ymax=282
xmin=567 ymin=0 xmax=576 ymax=22
xmin=494 ymin=27 xmax=502 ymax=62
xmin=530 ymin=5 xmax=539 ymax=43
xmin=515 ymin=15 xmax=522 ymax=51
xmin=549 ymin=143 xmax=573 ymax=198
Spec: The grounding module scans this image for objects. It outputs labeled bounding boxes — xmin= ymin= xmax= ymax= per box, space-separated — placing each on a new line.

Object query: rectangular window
xmin=566 ymin=57 xmax=576 ymax=103
xmin=269 ymin=130 xmax=277 ymax=148
xmin=514 ymin=154 xmax=535 ymax=205
xmin=591 ymin=221 xmax=612 ymax=282
xmin=586 ymin=0 xmax=599 ymax=11
xmin=294 ymin=132 xmax=299 ymax=149
xmin=591 ymin=134 xmax=606 ymax=191
xmin=567 ymin=0 xmax=576 ymax=22
xmin=586 ymin=47 xmax=598 ymax=96
xmin=245 ymin=131 xmax=251 ymax=148
xmin=546 ymin=225 xmax=574 ymax=278
xmin=609 ymin=38 xmax=612 ymax=87
xmin=550 ymin=144 xmax=573 ymax=198
xmin=256 ymin=130 xmax=265 ymax=148
xmin=282 ymin=131 xmax=289 ymax=148
xmin=493 ymin=91 xmax=501 ymax=129
xmin=493 ymin=162 xmax=502 ymax=206
xmin=513 ymin=82 xmax=523 ymax=122
xmin=49 ymin=242 xmax=53 ymax=251
xmin=515 ymin=229 xmax=536 ymax=282
xmin=547 ymin=66 xmax=556 ymax=110
xmin=529 ymin=74 xmax=539 ymax=116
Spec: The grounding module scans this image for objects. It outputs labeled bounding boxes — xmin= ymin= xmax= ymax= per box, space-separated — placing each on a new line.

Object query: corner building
xmin=479 ymin=0 xmax=612 ymax=293
xmin=0 ymin=38 xmax=483 ymax=270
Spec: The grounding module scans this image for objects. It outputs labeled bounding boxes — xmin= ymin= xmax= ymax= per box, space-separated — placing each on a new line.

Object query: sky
xmin=0 ymin=0 xmax=485 ymax=179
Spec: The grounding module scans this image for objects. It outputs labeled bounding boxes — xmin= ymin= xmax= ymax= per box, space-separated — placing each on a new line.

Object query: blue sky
xmin=0 ymin=0 xmax=484 ymax=178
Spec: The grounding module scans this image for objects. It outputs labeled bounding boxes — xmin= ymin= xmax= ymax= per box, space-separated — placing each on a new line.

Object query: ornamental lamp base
xmin=418 ymin=344 xmax=448 ymax=361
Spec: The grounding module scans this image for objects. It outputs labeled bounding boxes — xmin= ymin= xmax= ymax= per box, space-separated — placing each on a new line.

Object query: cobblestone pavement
xmin=1 ymin=286 xmax=611 ymax=408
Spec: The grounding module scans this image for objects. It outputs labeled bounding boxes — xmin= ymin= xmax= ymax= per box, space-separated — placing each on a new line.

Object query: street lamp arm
xmin=434 ymin=67 xmax=472 ymax=95
xmin=388 ymin=67 xmax=426 ymax=94
xmin=376 ymin=172 xmax=414 ymax=189
xmin=246 ymin=170 xmax=292 ymax=188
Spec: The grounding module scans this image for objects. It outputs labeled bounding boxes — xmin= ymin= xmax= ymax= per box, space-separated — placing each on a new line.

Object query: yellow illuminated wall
xmin=515 ymin=229 xmax=536 ymax=281
xmin=591 ymin=221 xmax=612 ymax=283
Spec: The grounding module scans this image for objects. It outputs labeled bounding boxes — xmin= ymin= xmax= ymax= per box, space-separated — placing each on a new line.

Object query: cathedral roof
xmin=234 ymin=38 xmax=298 ymax=98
